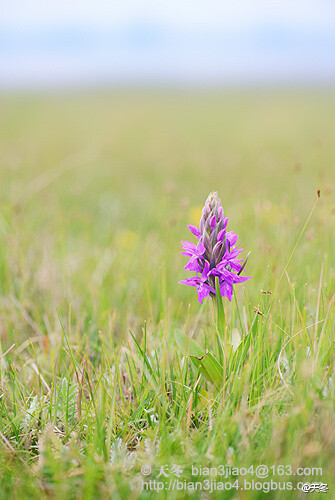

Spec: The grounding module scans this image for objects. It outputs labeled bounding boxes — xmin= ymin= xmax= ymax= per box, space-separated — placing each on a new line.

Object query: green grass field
xmin=0 ymin=90 xmax=334 ymax=499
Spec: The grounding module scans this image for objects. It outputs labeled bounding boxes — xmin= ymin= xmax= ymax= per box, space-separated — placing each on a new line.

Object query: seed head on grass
xmin=179 ymin=191 xmax=250 ymax=303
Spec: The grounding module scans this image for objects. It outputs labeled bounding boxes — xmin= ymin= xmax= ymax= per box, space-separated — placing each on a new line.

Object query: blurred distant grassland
xmin=0 ymin=91 xmax=333 ymax=334
xmin=0 ymin=90 xmax=334 ymax=498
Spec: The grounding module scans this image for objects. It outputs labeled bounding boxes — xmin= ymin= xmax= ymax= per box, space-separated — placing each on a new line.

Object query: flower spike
xmin=179 ymin=191 xmax=251 ymax=302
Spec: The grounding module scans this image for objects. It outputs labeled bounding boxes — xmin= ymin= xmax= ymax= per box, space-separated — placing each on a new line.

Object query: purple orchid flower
xmin=179 ymin=191 xmax=250 ymax=303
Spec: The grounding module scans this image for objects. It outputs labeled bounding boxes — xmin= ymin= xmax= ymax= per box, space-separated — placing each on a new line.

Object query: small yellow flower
xmin=118 ymin=230 xmax=138 ymax=250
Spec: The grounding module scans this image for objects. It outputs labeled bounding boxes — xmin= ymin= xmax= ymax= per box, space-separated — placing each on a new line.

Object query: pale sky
xmin=1 ymin=0 xmax=335 ymax=87
xmin=1 ymin=0 xmax=335 ymax=29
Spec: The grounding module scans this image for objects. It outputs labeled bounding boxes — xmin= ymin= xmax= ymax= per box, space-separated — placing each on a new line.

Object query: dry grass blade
xmin=277 ymin=319 xmax=326 ymax=396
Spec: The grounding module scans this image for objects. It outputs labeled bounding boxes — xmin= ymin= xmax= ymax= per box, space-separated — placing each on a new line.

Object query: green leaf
xmin=228 ymin=311 xmax=259 ymax=374
xmin=190 ymin=352 xmax=224 ymax=390
xmin=175 ymin=330 xmax=204 ymax=357
xmin=175 ymin=330 xmax=224 ymax=389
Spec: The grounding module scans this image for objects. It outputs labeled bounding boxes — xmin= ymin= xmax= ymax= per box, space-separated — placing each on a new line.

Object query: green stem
xmin=215 ymin=277 xmax=225 ymax=338
xmin=215 ymin=277 xmax=227 ymax=391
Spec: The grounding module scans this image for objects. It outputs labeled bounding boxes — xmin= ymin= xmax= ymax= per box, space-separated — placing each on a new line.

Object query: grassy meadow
xmin=0 ymin=89 xmax=334 ymax=498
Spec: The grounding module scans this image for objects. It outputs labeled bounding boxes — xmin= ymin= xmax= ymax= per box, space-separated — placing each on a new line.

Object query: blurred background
xmin=1 ymin=0 xmax=335 ymax=89
xmin=0 ymin=1 xmax=334 ymax=339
